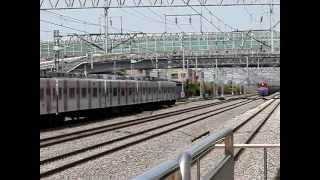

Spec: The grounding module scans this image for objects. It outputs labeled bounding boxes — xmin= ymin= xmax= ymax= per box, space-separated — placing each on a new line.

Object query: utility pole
xmin=231 ymin=67 xmax=234 ymax=95
xmin=199 ymin=70 xmax=203 ymax=99
xmin=53 ymin=30 xmax=60 ymax=72
xmin=215 ymin=58 xmax=218 ymax=96
xmin=110 ymin=16 xmax=123 ymax=34
xmin=155 ymin=54 xmax=159 ymax=78
xmin=221 ymin=69 xmax=224 ymax=97
xmin=104 ymin=7 xmax=109 ymax=54
xmin=113 ymin=58 xmax=116 ymax=76
xmin=270 ymin=1 xmax=274 ymax=53
xmin=200 ymin=8 xmax=203 ymax=33
xmin=131 ymin=59 xmax=133 ymax=76
xmin=90 ymin=50 xmax=93 ymax=69
xmin=181 ymin=34 xmax=185 ymax=98
xmin=164 ymin=14 xmax=167 ymax=33
xmin=246 ymin=56 xmax=249 ymax=95
xmin=212 ymin=63 xmax=215 ymax=99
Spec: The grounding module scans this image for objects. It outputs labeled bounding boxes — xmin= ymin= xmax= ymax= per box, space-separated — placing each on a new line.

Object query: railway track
xmin=233 ymin=97 xmax=280 ymax=159
xmin=210 ymin=94 xmax=280 ymax=158
xmin=40 ymin=94 xmax=258 ymax=148
xmin=40 ymin=97 xmax=262 ymax=178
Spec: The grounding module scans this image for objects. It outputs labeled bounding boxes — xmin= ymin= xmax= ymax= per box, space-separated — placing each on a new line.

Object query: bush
xmin=185 ymin=81 xmax=243 ymax=97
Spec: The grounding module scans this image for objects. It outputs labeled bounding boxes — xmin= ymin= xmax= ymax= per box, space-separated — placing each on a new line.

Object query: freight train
xmin=40 ymin=78 xmax=177 ymax=123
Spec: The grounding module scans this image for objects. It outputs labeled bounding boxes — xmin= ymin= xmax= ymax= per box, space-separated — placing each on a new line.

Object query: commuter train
xmin=40 ymin=78 xmax=177 ymax=122
xmin=257 ymin=81 xmax=269 ymax=96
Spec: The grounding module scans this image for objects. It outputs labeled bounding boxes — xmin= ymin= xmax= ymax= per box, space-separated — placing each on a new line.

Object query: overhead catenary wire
xmin=42 ymin=10 xmax=141 ymax=33
xmin=40 ymin=19 xmax=90 ymax=34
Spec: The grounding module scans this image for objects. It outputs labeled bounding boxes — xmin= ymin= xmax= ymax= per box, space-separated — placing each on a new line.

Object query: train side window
xmin=113 ymin=88 xmax=117 ymax=96
xmin=81 ymin=88 xmax=87 ymax=98
xmin=98 ymin=87 xmax=102 ymax=96
xmin=40 ymin=88 xmax=44 ymax=100
xmin=106 ymin=88 xmax=109 ymax=97
xmin=69 ymin=88 xmax=75 ymax=99
xmin=93 ymin=88 xmax=98 ymax=97
xmin=59 ymin=88 xmax=62 ymax=99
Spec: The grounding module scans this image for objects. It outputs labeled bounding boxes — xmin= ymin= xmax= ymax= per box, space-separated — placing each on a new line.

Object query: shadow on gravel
xmin=40 ymin=105 xmax=169 ymax=132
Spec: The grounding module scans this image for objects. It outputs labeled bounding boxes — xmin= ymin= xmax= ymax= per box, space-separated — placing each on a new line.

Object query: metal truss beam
xmin=40 ymin=0 xmax=279 ymax=10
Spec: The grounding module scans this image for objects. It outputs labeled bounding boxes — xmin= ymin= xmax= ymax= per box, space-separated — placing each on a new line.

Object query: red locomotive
xmin=257 ymin=81 xmax=269 ymax=96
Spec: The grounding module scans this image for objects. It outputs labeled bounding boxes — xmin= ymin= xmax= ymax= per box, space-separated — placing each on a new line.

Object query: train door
xmin=148 ymin=82 xmax=152 ymax=102
xmin=58 ymin=79 xmax=69 ymax=113
xmin=67 ymin=79 xmax=77 ymax=112
xmin=104 ymin=80 xmax=109 ymax=107
xmin=111 ymin=81 xmax=119 ymax=107
xmin=91 ymin=80 xmax=99 ymax=109
xmin=129 ymin=81 xmax=134 ymax=105
xmin=79 ymin=80 xmax=89 ymax=111
xmin=98 ymin=80 xmax=104 ymax=109
xmin=158 ymin=81 xmax=162 ymax=102
xmin=153 ymin=81 xmax=157 ymax=102
xmin=138 ymin=81 xmax=142 ymax=103
xmin=40 ymin=79 xmax=45 ymax=115
xmin=107 ymin=80 xmax=112 ymax=107
xmin=151 ymin=82 xmax=154 ymax=102
xmin=119 ymin=81 xmax=126 ymax=106
xmin=127 ymin=81 xmax=133 ymax=105
xmin=135 ymin=81 xmax=139 ymax=104
xmin=168 ymin=85 xmax=171 ymax=100
xmin=164 ymin=82 xmax=168 ymax=101
xmin=157 ymin=81 xmax=161 ymax=101
xmin=143 ymin=81 xmax=147 ymax=103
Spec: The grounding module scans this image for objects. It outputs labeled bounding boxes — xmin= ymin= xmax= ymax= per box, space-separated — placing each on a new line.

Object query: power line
xmin=186 ymin=5 xmax=224 ymax=32
xmin=42 ymin=10 xmax=141 ymax=33
xmin=40 ymin=19 xmax=90 ymax=34
xmin=203 ymin=6 xmax=236 ymax=31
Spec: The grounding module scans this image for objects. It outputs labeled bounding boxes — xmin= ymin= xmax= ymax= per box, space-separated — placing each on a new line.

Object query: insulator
xmin=110 ymin=19 xmax=112 ymax=26
xmin=175 ymin=17 xmax=178 ymax=24
xmin=189 ymin=17 xmax=192 ymax=24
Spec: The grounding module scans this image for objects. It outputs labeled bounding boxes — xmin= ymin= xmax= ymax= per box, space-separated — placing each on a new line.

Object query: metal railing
xmin=214 ymin=144 xmax=280 ymax=180
xmin=132 ymin=128 xmax=234 ymax=180
xmin=132 ymin=128 xmax=279 ymax=180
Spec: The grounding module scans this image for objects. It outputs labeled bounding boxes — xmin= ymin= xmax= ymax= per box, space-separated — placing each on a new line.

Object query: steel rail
xmin=40 ymin=99 xmax=259 ymax=178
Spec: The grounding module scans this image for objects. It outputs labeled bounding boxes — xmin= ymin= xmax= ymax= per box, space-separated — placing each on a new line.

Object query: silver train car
xmin=40 ymin=78 xmax=177 ymax=121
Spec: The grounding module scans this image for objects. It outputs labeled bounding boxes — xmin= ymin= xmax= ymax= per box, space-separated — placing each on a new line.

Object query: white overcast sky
xmin=40 ymin=5 xmax=279 ymax=41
